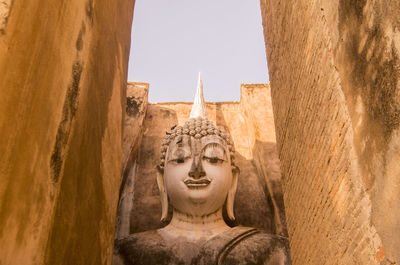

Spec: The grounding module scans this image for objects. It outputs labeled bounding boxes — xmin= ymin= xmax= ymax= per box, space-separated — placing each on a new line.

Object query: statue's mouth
xmin=184 ymin=178 xmax=211 ymax=188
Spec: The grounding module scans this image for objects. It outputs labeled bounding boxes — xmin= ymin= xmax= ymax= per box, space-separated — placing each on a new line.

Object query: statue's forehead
xmin=168 ymin=134 xmax=191 ymax=147
xmin=168 ymin=134 xmax=227 ymax=151
xmin=200 ymin=135 xmax=226 ymax=148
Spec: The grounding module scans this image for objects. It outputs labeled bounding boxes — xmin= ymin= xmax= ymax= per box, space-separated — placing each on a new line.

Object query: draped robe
xmin=113 ymin=226 xmax=291 ymax=265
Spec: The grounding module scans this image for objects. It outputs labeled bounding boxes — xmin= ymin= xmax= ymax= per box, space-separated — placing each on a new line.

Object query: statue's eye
xmin=176 ymin=158 xmax=185 ymax=163
xmin=203 ymin=156 xmax=224 ymax=164
xmin=170 ymin=157 xmax=187 ymax=164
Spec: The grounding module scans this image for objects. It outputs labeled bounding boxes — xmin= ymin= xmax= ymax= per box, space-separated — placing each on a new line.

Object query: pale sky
xmin=128 ymin=0 xmax=269 ymax=102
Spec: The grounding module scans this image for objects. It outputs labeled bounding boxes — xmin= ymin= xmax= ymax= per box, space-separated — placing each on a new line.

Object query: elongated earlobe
xmin=226 ymin=166 xmax=239 ymax=220
xmin=156 ymin=166 xmax=168 ymax=222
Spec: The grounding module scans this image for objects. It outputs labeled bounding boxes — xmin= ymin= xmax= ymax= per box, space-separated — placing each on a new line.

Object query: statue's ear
xmin=156 ymin=166 xmax=168 ymax=222
xmin=226 ymin=166 xmax=239 ymax=221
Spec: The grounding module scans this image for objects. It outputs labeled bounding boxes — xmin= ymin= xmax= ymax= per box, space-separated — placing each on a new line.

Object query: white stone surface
xmin=189 ymin=72 xmax=208 ymax=119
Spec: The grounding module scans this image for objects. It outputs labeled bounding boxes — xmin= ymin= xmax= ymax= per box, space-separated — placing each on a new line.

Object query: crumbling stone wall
xmin=115 ymin=83 xmax=149 ymax=239
xmin=0 ymin=0 xmax=135 ymax=264
xmin=261 ymin=0 xmax=400 ymax=264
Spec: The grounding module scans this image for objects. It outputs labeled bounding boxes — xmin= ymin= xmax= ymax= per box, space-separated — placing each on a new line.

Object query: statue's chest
xmin=121 ymin=238 xmax=203 ymax=265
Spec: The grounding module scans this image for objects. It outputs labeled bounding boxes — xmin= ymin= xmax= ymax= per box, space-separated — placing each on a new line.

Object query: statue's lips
xmin=183 ymin=178 xmax=211 ymax=188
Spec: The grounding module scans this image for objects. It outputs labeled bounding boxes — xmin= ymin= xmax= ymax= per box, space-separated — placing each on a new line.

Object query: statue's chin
xmin=170 ymin=189 xmax=226 ymax=217
xmin=187 ymin=189 xmax=210 ymax=203
xmin=188 ymin=196 xmax=207 ymax=205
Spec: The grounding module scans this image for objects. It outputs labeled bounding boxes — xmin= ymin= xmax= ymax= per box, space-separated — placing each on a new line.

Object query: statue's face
xmin=163 ymin=134 xmax=233 ymax=217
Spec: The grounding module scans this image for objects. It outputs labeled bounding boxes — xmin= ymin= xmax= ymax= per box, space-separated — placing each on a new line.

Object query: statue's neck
xmin=159 ymin=208 xmax=230 ymax=241
xmin=171 ymin=208 xmax=228 ymax=230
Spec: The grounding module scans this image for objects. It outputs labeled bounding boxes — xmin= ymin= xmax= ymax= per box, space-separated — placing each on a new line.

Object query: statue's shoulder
xmin=115 ymin=230 xmax=160 ymax=248
xmin=194 ymin=226 xmax=291 ymax=265
xmin=221 ymin=227 xmax=291 ymax=265
xmin=233 ymin=226 xmax=290 ymax=251
xmin=114 ymin=230 xmax=178 ymax=265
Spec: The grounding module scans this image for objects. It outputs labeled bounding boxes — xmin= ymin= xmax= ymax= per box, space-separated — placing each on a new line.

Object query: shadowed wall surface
xmin=0 ymin=0 xmax=135 ymax=264
xmin=261 ymin=0 xmax=400 ymax=264
xmin=115 ymin=83 xmax=288 ymax=241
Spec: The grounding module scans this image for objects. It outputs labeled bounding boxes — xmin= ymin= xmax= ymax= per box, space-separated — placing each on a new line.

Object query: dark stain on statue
xmin=76 ymin=22 xmax=86 ymax=51
xmin=50 ymin=61 xmax=83 ymax=182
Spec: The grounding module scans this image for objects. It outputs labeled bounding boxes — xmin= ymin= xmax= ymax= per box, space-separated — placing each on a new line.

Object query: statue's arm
xmin=265 ymin=237 xmax=292 ymax=265
xmin=264 ymin=248 xmax=291 ymax=265
xmin=112 ymin=240 xmax=129 ymax=265
xmin=111 ymin=253 xmax=126 ymax=265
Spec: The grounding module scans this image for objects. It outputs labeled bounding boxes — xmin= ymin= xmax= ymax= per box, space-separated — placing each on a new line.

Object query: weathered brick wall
xmin=0 ymin=1 xmax=135 ymax=264
xmin=260 ymin=0 xmax=400 ymax=264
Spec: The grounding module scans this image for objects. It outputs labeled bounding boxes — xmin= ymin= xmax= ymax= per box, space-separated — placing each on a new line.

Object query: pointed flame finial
xmin=190 ymin=72 xmax=208 ymax=119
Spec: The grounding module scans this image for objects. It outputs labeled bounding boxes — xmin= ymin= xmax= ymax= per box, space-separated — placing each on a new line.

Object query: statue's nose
xmin=188 ymin=155 xmax=206 ymax=179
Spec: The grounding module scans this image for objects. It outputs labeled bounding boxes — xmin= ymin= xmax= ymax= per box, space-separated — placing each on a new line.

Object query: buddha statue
xmin=113 ymin=74 xmax=291 ymax=265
